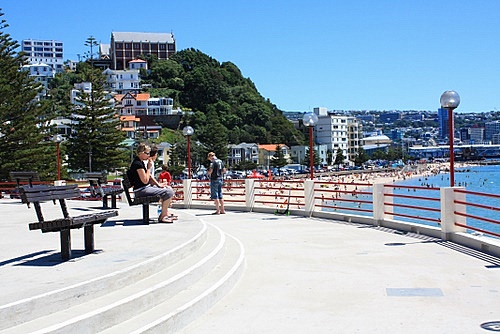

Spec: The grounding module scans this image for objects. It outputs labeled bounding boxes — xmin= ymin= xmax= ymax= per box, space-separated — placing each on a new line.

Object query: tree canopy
xmin=142 ymin=48 xmax=305 ymax=149
xmin=0 ymin=12 xmax=57 ymax=180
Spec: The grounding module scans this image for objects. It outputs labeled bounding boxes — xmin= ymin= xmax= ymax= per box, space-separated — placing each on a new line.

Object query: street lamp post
xmin=53 ymin=134 xmax=63 ymax=180
xmin=302 ymin=112 xmax=318 ymax=180
xmin=182 ymin=126 xmax=194 ymax=179
xmin=440 ymin=90 xmax=460 ymax=187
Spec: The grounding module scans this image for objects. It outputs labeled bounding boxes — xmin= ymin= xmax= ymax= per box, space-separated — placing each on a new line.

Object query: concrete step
xmin=98 ymin=230 xmax=245 ymax=334
xmin=0 ymin=221 xmax=211 ymax=333
xmin=0 ymin=223 xmax=245 ymax=334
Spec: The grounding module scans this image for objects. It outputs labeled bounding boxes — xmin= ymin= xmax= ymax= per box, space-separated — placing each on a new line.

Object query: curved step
xmin=0 ymin=223 xmax=244 ymax=334
xmin=100 ymin=225 xmax=245 ymax=334
xmin=0 ymin=221 xmax=208 ymax=331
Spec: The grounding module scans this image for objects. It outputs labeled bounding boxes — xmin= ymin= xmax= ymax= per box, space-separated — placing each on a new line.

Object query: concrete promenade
xmin=1 ymin=197 xmax=499 ymax=333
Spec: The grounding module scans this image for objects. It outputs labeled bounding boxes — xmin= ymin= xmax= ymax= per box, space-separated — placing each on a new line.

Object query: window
xmin=125 ymin=43 xmax=131 ymax=49
xmin=133 ymin=43 xmax=140 ymax=49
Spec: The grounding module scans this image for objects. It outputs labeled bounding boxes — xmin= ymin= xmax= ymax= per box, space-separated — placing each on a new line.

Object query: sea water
xmin=393 ymin=164 xmax=500 ymax=236
xmin=323 ymin=164 xmax=500 ymax=237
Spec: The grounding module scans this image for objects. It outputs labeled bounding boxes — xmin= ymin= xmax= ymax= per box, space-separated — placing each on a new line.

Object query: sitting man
xmin=128 ymin=143 xmax=175 ymax=223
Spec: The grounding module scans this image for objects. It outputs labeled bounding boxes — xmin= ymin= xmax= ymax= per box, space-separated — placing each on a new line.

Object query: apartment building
xmin=22 ymin=39 xmax=64 ymax=73
xmin=227 ymin=143 xmax=259 ymax=167
xmin=313 ymin=107 xmax=361 ymax=164
xmin=110 ymin=32 xmax=176 ymax=70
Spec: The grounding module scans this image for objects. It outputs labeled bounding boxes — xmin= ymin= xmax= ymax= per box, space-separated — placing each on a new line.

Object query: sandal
xmin=158 ymin=216 xmax=174 ymax=223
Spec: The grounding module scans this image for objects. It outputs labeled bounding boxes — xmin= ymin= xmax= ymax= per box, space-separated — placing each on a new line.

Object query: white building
xmin=22 ymin=39 xmax=64 ymax=73
xmin=103 ymin=68 xmax=140 ymax=94
xmin=147 ymin=97 xmax=174 ymax=115
xmin=313 ymin=107 xmax=361 ymax=164
xmin=20 ymin=63 xmax=55 ymax=98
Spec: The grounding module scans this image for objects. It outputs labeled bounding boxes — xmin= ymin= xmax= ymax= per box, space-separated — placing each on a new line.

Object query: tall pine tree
xmin=66 ymin=65 xmax=127 ymax=173
xmin=0 ymin=11 xmax=55 ymax=180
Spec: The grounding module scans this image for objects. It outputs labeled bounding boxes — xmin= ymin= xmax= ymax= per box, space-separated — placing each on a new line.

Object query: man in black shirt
xmin=207 ymin=152 xmax=226 ymax=214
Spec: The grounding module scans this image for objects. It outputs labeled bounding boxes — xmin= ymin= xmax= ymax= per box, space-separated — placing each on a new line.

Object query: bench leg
xmin=111 ymin=195 xmax=117 ymax=209
xmin=84 ymin=224 xmax=95 ymax=254
xmin=142 ymin=204 xmax=150 ymax=224
xmin=60 ymin=229 xmax=71 ymax=261
xmin=102 ymin=195 xmax=109 ymax=209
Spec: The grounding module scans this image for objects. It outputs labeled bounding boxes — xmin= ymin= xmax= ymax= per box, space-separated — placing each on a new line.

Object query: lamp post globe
xmin=440 ymin=90 xmax=460 ymax=187
xmin=182 ymin=126 xmax=194 ymax=179
xmin=440 ymin=90 xmax=460 ymax=109
xmin=302 ymin=112 xmax=318 ymax=180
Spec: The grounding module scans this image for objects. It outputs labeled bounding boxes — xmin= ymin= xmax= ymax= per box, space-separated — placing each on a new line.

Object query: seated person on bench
xmin=128 ymin=143 xmax=176 ymax=223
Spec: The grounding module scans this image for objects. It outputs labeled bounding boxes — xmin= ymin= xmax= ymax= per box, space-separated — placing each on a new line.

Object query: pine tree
xmin=0 ymin=12 xmax=55 ymax=180
xmin=66 ymin=66 xmax=127 ymax=173
xmin=270 ymin=145 xmax=287 ymax=169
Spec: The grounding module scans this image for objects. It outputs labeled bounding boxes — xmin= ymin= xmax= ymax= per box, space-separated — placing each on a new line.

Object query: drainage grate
xmin=481 ymin=321 xmax=500 ymax=332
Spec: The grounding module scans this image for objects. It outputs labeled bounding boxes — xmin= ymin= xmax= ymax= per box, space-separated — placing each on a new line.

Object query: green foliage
xmin=354 ymin=147 xmax=370 ymax=166
xmin=66 ymin=67 xmax=127 ymax=173
xmin=270 ymin=145 xmax=288 ymax=169
xmin=142 ymin=48 xmax=305 ymax=147
xmin=0 ymin=12 xmax=56 ymax=180
xmin=334 ymin=148 xmax=346 ymax=166
xmin=304 ymin=148 xmax=321 ymax=167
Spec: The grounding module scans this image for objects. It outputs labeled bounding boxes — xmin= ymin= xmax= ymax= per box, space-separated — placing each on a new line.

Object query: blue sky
xmin=3 ymin=1 xmax=499 ymax=113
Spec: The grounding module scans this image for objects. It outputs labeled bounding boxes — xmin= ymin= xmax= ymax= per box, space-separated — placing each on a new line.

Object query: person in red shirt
xmin=158 ymin=164 xmax=172 ymax=186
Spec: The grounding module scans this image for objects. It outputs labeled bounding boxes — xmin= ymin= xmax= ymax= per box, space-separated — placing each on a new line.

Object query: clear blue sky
xmin=3 ymin=1 xmax=499 ymax=113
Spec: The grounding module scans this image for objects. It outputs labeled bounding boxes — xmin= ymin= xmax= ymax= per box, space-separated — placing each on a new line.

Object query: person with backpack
xmin=207 ymin=152 xmax=226 ymax=214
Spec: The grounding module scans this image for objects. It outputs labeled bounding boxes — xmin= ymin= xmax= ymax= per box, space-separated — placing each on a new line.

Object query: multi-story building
xmin=110 ymin=32 xmax=176 ymax=70
xmin=21 ymin=39 xmax=64 ymax=73
xmin=469 ymin=126 xmax=485 ymax=144
xmin=227 ymin=143 xmax=259 ymax=167
xmin=20 ymin=63 xmax=55 ymax=98
xmin=313 ymin=107 xmax=361 ymax=164
xmin=485 ymin=120 xmax=500 ymax=141
xmin=437 ymin=108 xmax=450 ymax=140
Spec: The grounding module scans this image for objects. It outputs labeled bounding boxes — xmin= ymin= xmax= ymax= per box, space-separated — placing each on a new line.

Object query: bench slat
xmin=20 ymin=185 xmax=81 ymax=203
xmin=29 ymin=211 xmax=118 ymax=232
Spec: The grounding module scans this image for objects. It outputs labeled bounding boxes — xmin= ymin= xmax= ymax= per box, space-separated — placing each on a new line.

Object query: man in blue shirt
xmin=207 ymin=152 xmax=226 ymax=214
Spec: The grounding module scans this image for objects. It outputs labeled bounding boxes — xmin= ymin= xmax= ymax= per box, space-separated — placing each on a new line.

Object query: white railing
xmin=173 ymin=179 xmax=500 ymax=258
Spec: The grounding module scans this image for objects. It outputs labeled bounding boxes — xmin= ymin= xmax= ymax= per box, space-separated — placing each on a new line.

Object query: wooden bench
xmin=84 ymin=171 xmax=123 ymax=209
xmin=8 ymin=171 xmax=41 ymax=199
xmin=20 ymin=184 xmax=118 ymax=261
xmin=122 ymin=173 xmax=160 ymax=224
xmin=10 ymin=171 xmax=41 ymax=187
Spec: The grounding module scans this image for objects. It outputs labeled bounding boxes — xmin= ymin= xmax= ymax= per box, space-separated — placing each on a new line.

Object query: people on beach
xmin=128 ymin=143 xmax=176 ymax=223
xmin=207 ymin=152 xmax=226 ymax=214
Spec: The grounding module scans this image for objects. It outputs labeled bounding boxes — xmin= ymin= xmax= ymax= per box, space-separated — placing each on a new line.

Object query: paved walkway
xmin=1 ymin=198 xmax=500 ymax=333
